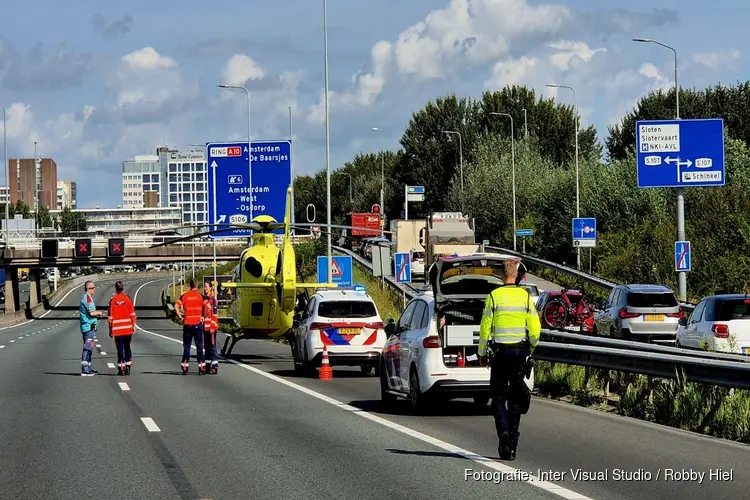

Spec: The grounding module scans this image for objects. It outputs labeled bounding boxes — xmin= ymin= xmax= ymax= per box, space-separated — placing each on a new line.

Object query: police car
xmin=291 ymin=285 xmax=387 ymax=377
xmin=379 ymin=253 xmax=535 ymax=412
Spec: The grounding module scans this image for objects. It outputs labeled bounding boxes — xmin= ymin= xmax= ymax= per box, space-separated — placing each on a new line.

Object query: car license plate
xmin=564 ymin=326 xmax=581 ymax=332
xmin=644 ymin=314 xmax=664 ymax=321
xmin=339 ymin=328 xmax=361 ymax=335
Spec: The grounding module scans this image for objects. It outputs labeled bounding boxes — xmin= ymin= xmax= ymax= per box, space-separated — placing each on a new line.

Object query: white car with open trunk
xmin=379 ymin=253 xmax=534 ymax=412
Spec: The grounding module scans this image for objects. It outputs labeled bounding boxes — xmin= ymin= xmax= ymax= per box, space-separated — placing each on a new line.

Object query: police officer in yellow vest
xmin=478 ymin=259 xmax=540 ymax=461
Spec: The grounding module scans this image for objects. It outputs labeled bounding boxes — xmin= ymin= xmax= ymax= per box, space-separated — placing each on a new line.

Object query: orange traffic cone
xmin=319 ymin=345 xmax=333 ymax=380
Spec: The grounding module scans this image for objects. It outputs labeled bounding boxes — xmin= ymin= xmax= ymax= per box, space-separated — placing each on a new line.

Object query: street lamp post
xmin=633 ymin=37 xmax=685 ymax=300
xmin=546 ymin=83 xmax=580 ymax=269
xmin=490 ymin=112 xmax=517 ymax=251
xmin=323 ymin=0 xmax=332 ymax=283
xmin=3 ymin=108 xmax=8 ymax=245
xmin=217 ymin=84 xmax=253 ymax=242
xmin=442 ymin=130 xmax=464 ymax=214
xmin=371 ymin=127 xmax=385 ymax=236
xmin=289 ymin=106 xmax=294 ymax=229
xmin=336 ymin=171 xmax=352 ymax=203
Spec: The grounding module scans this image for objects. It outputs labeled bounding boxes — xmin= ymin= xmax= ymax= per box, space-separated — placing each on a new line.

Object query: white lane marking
xmin=0 ymin=278 xmax=88 ymax=331
xmin=96 ymin=344 xmax=102 ymax=348
xmin=32 ymin=332 xmax=36 ymax=335
xmin=118 ymin=382 xmax=130 ymax=391
xmin=18 ymin=336 xmax=23 ymax=339
xmin=25 ymin=334 xmax=29 ymax=337
xmin=100 ymin=351 xmax=107 ymax=355
xmin=107 ymin=363 xmax=116 ymax=369
xmin=140 ymin=417 xmax=161 ymax=432
xmin=136 ymin=325 xmax=590 ymax=499
xmin=9 ymin=340 xmax=15 ymax=343
xmin=0 ymin=345 xmax=4 ymax=348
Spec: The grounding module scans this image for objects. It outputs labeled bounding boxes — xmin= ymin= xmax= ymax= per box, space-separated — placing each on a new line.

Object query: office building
xmin=8 ymin=157 xmax=58 ymax=210
xmin=0 ymin=186 xmax=10 ymax=205
xmin=56 ymin=180 xmax=77 ymax=210
xmin=123 ymin=145 xmax=208 ymax=224
xmin=122 ymin=154 xmax=161 ymax=208
xmin=159 ymin=147 xmax=207 ymax=224
xmin=49 ymin=206 xmax=183 ymax=235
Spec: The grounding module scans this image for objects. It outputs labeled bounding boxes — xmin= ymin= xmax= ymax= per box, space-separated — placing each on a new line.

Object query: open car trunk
xmin=429 ymin=253 xmax=526 ymax=368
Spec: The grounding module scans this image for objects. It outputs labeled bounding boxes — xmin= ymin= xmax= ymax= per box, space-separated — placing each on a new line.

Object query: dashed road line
xmin=96 ymin=344 xmax=102 ymax=348
xmin=118 ymin=382 xmax=130 ymax=391
xmin=17 ymin=336 xmax=22 ymax=339
xmin=136 ymin=322 xmax=591 ymax=499
xmin=107 ymin=363 xmax=116 ymax=369
xmin=0 ymin=345 xmax=4 ymax=348
xmin=140 ymin=417 xmax=161 ymax=432
xmin=9 ymin=340 xmax=15 ymax=343
xmin=100 ymin=351 xmax=107 ymax=355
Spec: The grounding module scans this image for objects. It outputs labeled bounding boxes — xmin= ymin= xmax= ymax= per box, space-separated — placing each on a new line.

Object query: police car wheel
xmin=473 ymin=396 xmax=490 ymax=407
xmin=380 ymin=361 xmax=396 ymax=404
xmin=409 ymin=370 xmax=425 ymax=411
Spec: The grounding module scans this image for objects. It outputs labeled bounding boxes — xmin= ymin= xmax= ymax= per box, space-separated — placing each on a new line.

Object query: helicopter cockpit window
xmin=244 ymin=256 xmax=263 ymax=278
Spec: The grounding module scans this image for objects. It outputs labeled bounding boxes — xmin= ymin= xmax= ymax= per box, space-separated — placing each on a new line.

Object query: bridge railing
xmin=3 ymin=234 xmax=315 ymax=250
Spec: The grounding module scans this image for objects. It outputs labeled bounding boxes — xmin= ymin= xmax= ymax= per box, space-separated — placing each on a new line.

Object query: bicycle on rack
xmin=541 ymin=290 xmax=596 ymax=333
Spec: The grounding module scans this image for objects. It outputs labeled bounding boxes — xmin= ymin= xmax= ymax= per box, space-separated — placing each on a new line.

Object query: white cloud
xmin=221 ymin=54 xmax=267 ymax=87
xmin=693 ymin=49 xmax=741 ymax=71
xmin=121 ymin=47 xmax=176 ymax=70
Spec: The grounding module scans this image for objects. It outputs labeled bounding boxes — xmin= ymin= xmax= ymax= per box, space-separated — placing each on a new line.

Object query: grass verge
xmin=533 ymin=362 xmax=750 ymax=444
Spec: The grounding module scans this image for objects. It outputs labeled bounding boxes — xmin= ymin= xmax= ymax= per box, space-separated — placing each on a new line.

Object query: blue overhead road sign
xmin=675 ymin=241 xmax=691 ymax=272
xmin=317 ymin=256 xmax=352 ymax=287
xmin=206 ymin=140 xmax=292 ymax=238
xmin=636 ymin=118 xmax=725 ymax=188
xmin=394 ymin=252 xmax=411 ymax=283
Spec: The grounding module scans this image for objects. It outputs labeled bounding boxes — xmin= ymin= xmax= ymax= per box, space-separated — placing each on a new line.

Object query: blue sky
xmin=0 ymin=0 xmax=746 ymax=208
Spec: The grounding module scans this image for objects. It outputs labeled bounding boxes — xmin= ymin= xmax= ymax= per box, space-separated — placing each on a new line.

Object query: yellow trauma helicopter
xmin=150 ymin=186 xmax=393 ymax=356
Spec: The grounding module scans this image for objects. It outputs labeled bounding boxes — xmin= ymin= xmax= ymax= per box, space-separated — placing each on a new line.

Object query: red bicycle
xmin=542 ymin=290 xmax=595 ymax=333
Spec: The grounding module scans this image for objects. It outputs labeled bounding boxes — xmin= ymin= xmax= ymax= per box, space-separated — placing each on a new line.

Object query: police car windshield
xmin=318 ymin=300 xmax=377 ymax=318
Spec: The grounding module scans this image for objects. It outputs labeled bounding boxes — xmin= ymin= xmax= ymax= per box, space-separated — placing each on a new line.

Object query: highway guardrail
xmin=484 ymin=245 xmax=696 ymax=312
xmin=333 ymin=246 xmax=750 ymax=391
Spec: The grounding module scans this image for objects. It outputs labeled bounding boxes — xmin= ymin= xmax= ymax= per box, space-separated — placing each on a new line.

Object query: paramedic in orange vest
xmin=175 ymin=279 xmax=206 ymax=375
xmin=203 ymin=281 xmax=219 ymax=374
xmin=108 ymin=280 xmax=136 ymax=376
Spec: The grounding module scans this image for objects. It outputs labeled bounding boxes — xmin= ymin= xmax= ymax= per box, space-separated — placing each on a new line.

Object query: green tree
xmin=13 ymin=200 xmax=30 ymax=218
xmin=605 ymin=82 xmax=750 ymax=161
xmin=59 ymin=207 xmax=88 ymax=236
xmin=35 ymin=205 xmax=53 ymax=228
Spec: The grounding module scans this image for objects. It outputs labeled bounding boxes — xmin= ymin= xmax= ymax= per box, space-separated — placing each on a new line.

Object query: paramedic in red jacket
xmin=175 ymin=279 xmax=206 ymax=375
xmin=203 ymin=281 xmax=219 ymax=374
xmin=108 ymin=280 xmax=137 ymax=376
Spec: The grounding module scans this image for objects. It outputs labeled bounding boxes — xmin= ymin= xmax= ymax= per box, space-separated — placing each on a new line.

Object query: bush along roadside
xmin=533 ymin=362 xmax=750 ymax=444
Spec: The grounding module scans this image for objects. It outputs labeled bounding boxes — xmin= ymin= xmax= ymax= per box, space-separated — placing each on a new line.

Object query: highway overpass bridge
xmin=0 ymin=234 xmax=314 ymax=314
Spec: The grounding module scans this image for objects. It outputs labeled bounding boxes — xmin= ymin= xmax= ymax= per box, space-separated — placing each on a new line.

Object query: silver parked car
xmin=593 ymin=284 xmax=683 ymax=343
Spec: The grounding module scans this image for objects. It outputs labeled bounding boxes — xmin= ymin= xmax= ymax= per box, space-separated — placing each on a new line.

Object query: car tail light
xmin=619 ymin=310 xmax=640 ymax=319
xmin=309 ymin=322 xmax=333 ymax=330
xmin=365 ymin=321 xmax=384 ymax=329
xmin=666 ymin=310 xmax=684 ymax=318
xmin=423 ymin=336 xmax=440 ymax=348
xmin=712 ymin=324 xmax=730 ymax=338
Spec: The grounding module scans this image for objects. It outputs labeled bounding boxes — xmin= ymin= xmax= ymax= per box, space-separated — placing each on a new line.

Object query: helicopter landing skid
xmin=221 ymin=334 xmax=241 ymax=358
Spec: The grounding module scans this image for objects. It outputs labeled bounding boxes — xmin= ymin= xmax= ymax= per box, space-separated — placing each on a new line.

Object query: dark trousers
xmin=182 ymin=324 xmax=204 ymax=365
xmin=489 ymin=343 xmax=529 ymax=451
xmin=114 ymin=335 xmax=133 ymax=366
xmin=203 ymin=330 xmax=218 ymax=364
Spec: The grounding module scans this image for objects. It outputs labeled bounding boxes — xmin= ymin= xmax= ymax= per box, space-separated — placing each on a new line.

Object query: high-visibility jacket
xmin=478 ymin=285 xmax=541 ymax=356
xmin=203 ymin=294 xmax=218 ymax=332
xmin=108 ymin=292 xmax=136 ymax=336
xmin=176 ymin=289 xmax=204 ymax=326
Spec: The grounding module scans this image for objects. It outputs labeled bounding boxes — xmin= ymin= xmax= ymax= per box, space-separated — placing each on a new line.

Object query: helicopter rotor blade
xmin=147 ymin=223 xmax=263 ymax=248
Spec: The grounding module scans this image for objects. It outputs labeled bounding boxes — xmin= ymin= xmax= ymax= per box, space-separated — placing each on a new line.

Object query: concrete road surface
xmin=0 ymin=275 xmax=746 ymax=499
